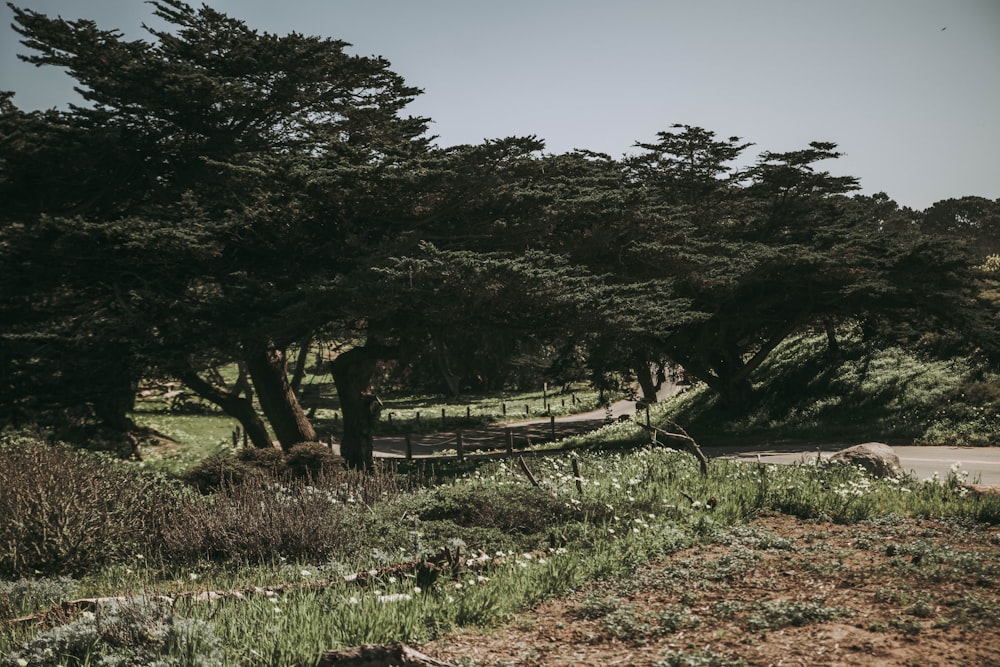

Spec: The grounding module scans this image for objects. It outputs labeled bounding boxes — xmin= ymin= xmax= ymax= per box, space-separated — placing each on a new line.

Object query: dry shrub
xmin=237 ymin=446 xmax=285 ymax=474
xmin=183 ymin=453 xmax=263 ymax=493
xmin=0 ymin=436 xmax=407 ymax=573
xmin=0 ymin=436 xmax=182 ymax=576
xmin=284 ymin=442 xmax=344 ymax=479
xmin=155 ymin=476 xmax=347 ymax=562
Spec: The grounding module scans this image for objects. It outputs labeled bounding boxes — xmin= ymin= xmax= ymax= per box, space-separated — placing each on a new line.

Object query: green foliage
xmin=0 ymin=599 xmax=223 ymax=667
xmin=745 ymin=598 xmax=853 ymax=631
xmin=657 ymin=328 xmax=1000 ymax=446
xmin=0 ymin=576 xmax=79 ymax=621
xmin=3 ymin=438 xmax=1000 ymax=664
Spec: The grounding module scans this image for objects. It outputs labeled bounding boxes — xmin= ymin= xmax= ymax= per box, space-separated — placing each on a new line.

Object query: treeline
xmin=1 ymin=1 xmax=998 ymax=468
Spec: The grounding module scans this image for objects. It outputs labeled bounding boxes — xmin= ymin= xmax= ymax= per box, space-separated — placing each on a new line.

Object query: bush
xmin=182 ymin=453 xmax=262 ymax=493
xmin=155 ymin=476 xmax=349 ymax=563
xmin=0 ymin=436 xmax=182 ymax=576
xmin=283 ymin=442 xmax=343 ymax=479
xmin=237 ymin=445 xmax=286 ymax=474
xmin=0 ymin=599 xmax=223 ymax=667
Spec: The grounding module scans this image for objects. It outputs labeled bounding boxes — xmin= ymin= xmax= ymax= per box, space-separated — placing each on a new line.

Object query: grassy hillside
xmin=656 ymin=330 xmax=1000 ymax=447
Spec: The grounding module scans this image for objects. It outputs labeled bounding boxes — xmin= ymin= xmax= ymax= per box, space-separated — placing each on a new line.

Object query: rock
xmin=316 ymin=643 xmax=451 ymax=667
xmin=965 ymin=484 xmax=1000 ymax=497
xmin=829 ymin=442 xmax=903 ymax=478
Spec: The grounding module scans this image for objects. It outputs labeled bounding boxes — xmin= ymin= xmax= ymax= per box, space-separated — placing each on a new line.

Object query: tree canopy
xmin=1 ymin=3 xmax=996 ymax=467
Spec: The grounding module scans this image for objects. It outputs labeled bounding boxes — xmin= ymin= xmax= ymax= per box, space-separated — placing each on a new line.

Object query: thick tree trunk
xmin=244 ymin=341 xmax=316 ymax=451
xmin=634 ymin=361 xmax=661 ymax=403
xmin=330 ymin=345 xmax=390 ymax=470
xmin=179 ymin=368 xmax=273 ymax=449
xmin=717 ymin=375 xmax=755 ymax=413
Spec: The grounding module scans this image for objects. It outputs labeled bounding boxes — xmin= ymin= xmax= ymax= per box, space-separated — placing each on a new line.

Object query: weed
xmin=745 ymin=599 xmax=853 ymax=631
xmin=0 ymin=576 xmax=79 ymax=620
xmin=710 ymin=600 xmax=746 ymax=620
xmin=576 ymin=594 xmax=620 ymax=620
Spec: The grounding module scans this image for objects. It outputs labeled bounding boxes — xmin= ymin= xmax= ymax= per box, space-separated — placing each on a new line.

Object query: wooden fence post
xmin=405 ymin=433 xmax=413 ymax=460
xmin=456 ymin=431 xmax=464 ymax=461
xmin=550 ymin=414 xmax=556 ymax=439
xmin=441 ymin=408 xmax=446 ymax=426
xmin=572 ymin=458 xmax=584 ymax=496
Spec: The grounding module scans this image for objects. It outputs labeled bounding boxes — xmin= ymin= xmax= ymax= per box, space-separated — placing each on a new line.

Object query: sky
xmin=2 ymin=0 xmax=998 ymax=211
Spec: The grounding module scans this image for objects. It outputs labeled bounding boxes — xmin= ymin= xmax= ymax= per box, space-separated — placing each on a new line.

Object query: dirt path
xmin=421 ymin=513 xmax=1000 ymax=666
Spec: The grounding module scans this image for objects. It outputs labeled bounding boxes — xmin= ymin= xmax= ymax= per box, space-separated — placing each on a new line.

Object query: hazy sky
xmin=2 ymin=0 xmax=998 ymax=210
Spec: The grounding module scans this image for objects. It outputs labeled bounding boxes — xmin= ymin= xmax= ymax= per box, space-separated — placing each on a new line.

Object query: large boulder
xmin=829 ymin=442 xmax=903 ymax=479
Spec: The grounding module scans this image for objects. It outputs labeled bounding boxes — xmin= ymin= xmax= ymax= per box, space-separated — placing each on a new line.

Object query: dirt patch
xmin=422 ymin=513 xmax=1000 ymax=666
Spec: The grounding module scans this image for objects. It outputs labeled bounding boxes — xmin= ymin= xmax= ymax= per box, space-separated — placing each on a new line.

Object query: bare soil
xmin=422 ymin=513 xmax=1000 ymax=666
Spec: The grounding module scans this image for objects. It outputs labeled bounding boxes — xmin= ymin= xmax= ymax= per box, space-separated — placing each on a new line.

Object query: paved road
xmin=709 ymin=444 xmax=1000 ymax=486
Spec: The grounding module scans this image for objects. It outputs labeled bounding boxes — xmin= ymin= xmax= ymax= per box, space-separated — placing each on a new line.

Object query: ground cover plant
xmin=3 ymin=430 xmax=999 ymax=666
xmin=657 ymin=329 xmax=1000 ymax=447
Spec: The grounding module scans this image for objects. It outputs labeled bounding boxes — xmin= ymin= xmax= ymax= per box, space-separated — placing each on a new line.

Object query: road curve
xmin=709 ymin=444 xmax=1000 ymax=486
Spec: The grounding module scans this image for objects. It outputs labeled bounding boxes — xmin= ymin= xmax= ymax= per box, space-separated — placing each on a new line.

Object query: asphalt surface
xmin=709 ymin=443 xmax=1000 ymax=486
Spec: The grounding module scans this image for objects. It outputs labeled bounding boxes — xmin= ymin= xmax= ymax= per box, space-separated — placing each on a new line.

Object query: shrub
xmin=155 ymin=476 xmax=349 ymax=563
xmin=182 ymin=452 xmax=262 ymax=493
xmin=237 ymin=446 xmax=286 ymax=474
xmin=0 ymin=599 xmax=223 ymax=667
xmin=283 ymin=442 xmax=343 ymax=479
xmin=0 ymin=436 xmax=181 ymax=576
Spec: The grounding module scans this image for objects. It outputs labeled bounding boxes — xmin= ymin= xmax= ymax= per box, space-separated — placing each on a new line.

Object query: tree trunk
xmin=289 ymin=334 xmax=312 ymax=395
xmin=243 ymin=341 xmax=316 ymax=451
xmin=824 ymin=318 xmax=840 ymax=354
xmin=434 ymin=345 xmax=462 ymax=398
xmin=717 ymin=375 xmax=755 ymax=413
xmin=634 ymin=361 xmax=661 ymax=403
xmin=330 ymin=345 xmax=391 ymax=470
xmin=179 ymin=368 xmax=273 ymax=449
